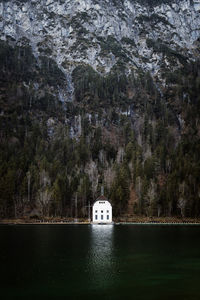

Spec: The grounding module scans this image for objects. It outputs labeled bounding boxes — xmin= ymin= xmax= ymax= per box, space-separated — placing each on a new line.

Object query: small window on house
xmin=101 ymin=215 xmax=103 ymax=220
xmin=95 ymin=210 xmax=97 ymax=213
xmin=95 ymin=215 xmax=98 ymax=220
xmin=107 ymin=215 xmax=109 ymax=220
xmin=101 ymin=210 xmax=103 ymax=213
xmin=107 ymin=210 xmax=109 ymax=213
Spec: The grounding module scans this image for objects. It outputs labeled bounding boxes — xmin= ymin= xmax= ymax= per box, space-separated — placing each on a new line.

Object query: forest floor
xmin=1 ymin=216 xmax=200 ymax=224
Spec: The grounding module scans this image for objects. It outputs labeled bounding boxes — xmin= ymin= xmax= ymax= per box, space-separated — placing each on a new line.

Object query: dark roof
xmin=96 ymin=195 xmax=107 ymax=201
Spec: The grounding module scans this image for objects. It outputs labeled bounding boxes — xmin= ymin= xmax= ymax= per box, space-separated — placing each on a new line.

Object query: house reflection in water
xmin=87 ymin=224 xmax=116 ymax=291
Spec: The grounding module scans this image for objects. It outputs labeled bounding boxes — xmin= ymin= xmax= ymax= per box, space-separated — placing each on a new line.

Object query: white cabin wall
xmin=92 ymin=201 xmax=112 ymax=223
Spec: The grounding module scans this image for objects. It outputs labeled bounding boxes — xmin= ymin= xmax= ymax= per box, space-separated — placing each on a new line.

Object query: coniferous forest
xmin=0 ymin=38 xmax=199 ymax=220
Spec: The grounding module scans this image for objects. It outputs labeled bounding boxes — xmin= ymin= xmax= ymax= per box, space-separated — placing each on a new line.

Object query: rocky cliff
xmin=1 ymin=0 xmax=200 ymax=74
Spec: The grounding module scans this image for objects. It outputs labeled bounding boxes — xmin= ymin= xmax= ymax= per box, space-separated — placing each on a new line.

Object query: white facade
xmin=92 ymin=200 xmax=112 ymax=223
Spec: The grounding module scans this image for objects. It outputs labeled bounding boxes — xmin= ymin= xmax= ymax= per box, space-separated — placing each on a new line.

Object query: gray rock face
xmin=0 ymin=0 xmax=199 ymax=75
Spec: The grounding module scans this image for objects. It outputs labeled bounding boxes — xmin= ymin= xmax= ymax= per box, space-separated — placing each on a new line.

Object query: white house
xmin=92 ymin=195 xmax=112 ymax=224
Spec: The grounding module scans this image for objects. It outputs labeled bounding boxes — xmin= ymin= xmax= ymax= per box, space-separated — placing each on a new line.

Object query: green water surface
xmin=0 ymin=224 xmax=200 ymax=299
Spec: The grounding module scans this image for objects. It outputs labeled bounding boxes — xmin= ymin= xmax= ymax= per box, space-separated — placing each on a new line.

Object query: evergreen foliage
xmin=0 ymin=40 xmax=200 ymax=219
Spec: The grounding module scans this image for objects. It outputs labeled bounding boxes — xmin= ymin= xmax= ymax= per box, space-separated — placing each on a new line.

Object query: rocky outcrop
xmin=0 ymin=0 xmax=199 ymax=76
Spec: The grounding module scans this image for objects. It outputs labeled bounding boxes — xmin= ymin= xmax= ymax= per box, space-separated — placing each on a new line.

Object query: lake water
xmin=0 ymin=224 xmax=200 ymax=299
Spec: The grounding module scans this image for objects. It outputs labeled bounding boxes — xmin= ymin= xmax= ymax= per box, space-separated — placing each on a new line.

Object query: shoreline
xmin=1 ymin=223 xmax=200 ymax=225
xmin=1 ymin=216 xmax=200 ymax=225
xmin=1 ymin=223 xmax=200 ymax=226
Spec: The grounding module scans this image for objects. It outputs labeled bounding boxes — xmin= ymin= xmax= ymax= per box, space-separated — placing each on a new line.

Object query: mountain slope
xmin=0 ymin=0 xmax=200 ymax=218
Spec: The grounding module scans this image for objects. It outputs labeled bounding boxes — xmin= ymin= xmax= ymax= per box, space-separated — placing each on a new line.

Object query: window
xmin=95 ymin=215 xmax=98 ymax=220
xmin=95 ymin=210 xmax=97 ymax=213
xmin=107 ymin=215 xmax=109 ymax=220
xmin=101 ymin=210 xmax=103 ymax=213
xmin=107 ymin=210 xmax=109 ymax=213
xmin=101 ymin=215 xmax=103 ymax=220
